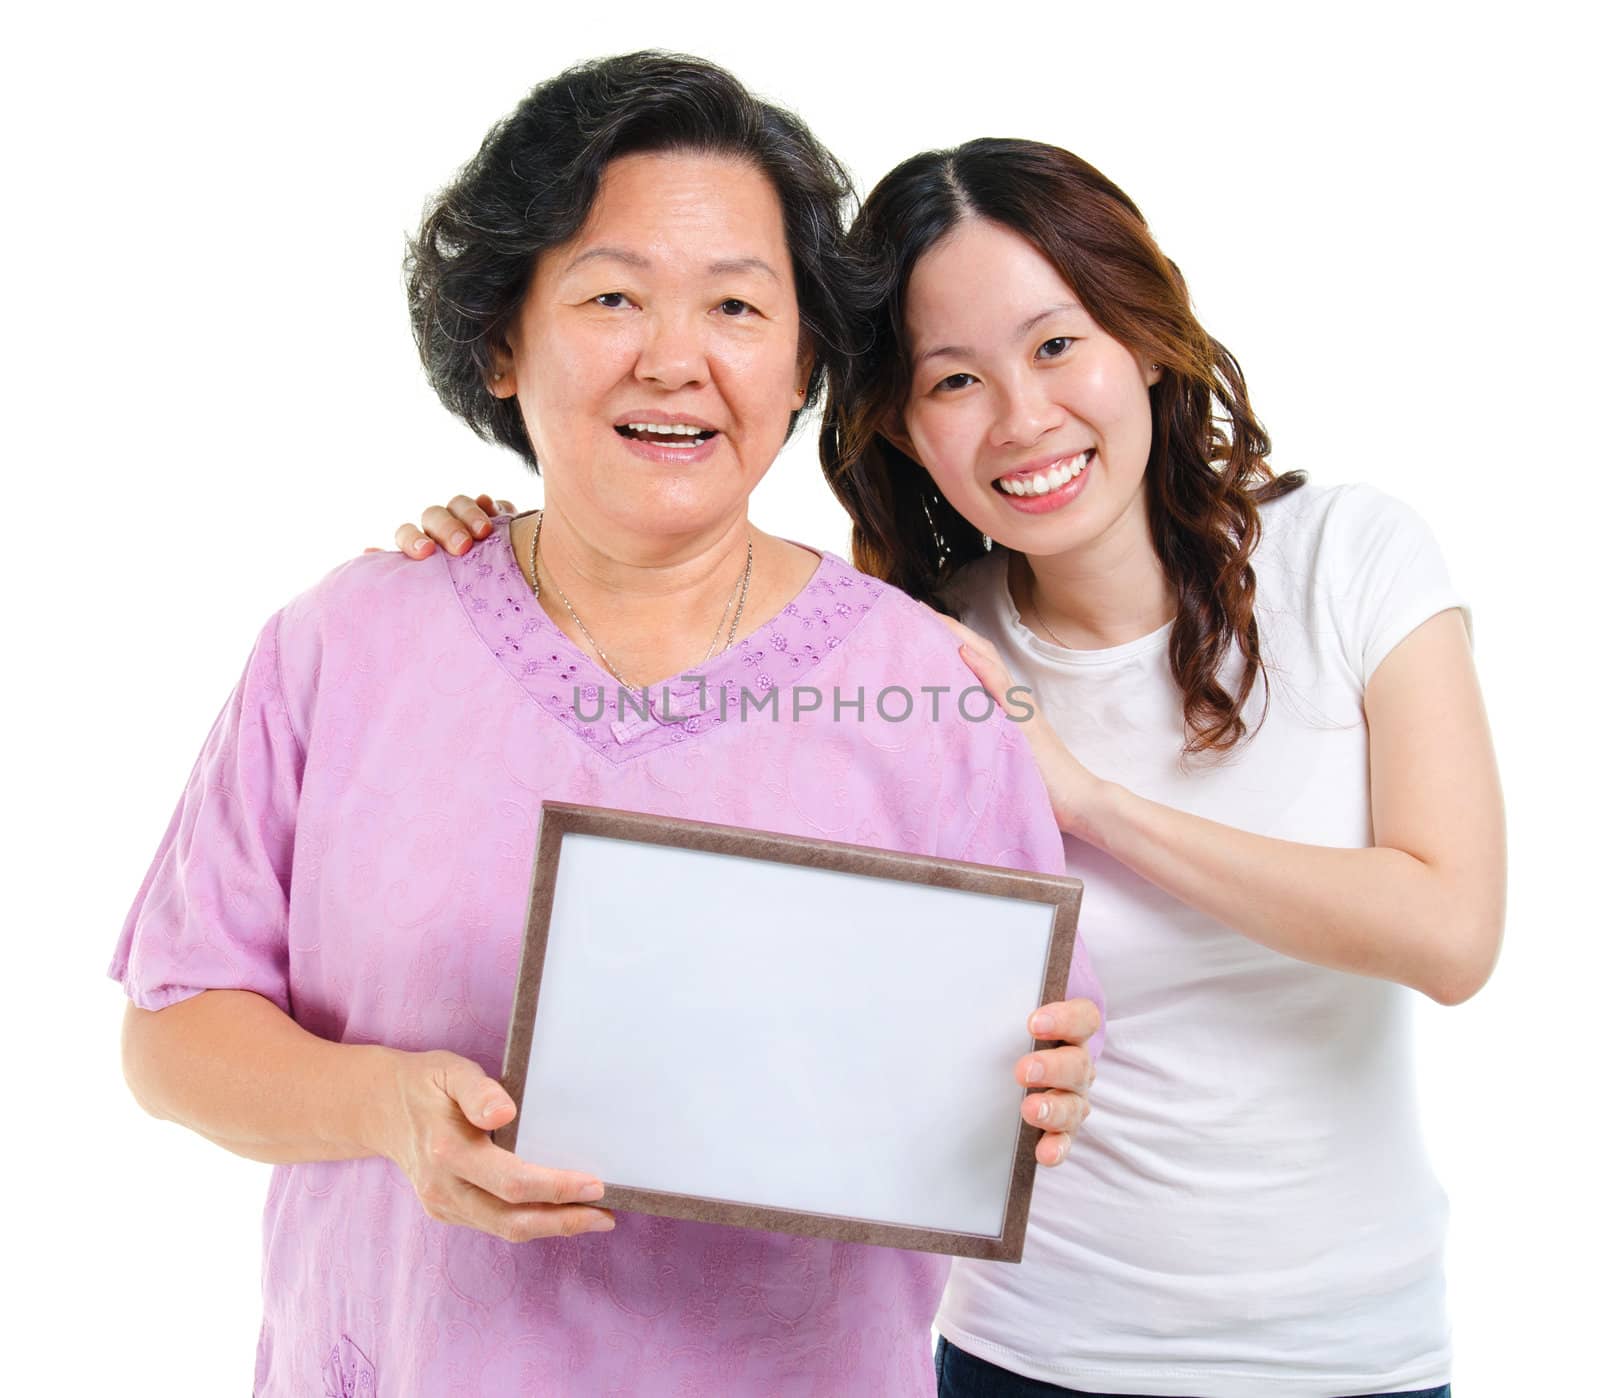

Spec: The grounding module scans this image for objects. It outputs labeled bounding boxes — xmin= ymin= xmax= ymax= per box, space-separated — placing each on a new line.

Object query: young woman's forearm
xmin=121 ymin=989 xmax=398 ymax=1165
xmin=949 ymin=610 xmax=1505 ymax=1006
xmin=1077 ymin=781 xmax=1501 ymax=1004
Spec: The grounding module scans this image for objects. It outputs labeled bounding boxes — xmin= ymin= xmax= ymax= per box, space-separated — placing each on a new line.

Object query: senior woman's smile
xmin=488 ymin=150 xmax=810 ymax=553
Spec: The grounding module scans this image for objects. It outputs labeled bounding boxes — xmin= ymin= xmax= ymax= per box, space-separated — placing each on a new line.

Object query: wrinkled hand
xmin=1018 ymin=998 xmax=1100 ymax=1165
xmin=936 ymin=612 xmax=1106 ymax=841
xmin=364 ymin=493 xmax=518 ymax=558
xmin=373 ymin=1048 xmax=613 ymax=1241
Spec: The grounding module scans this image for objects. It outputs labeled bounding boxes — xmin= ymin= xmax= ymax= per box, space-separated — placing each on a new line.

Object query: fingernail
xmin=589 ymin=1215 xmax=616 ymax=1232
xmin=1030 ymin=1013 xmax=1054 ymax=1037
xmin=413 ymin=538 xmax=431 ymax=553
xmin=1054 ymin=1141 xmax=1069 ymax=1165
xmin=481 ymin=1099 xmax=504 ymax=1119
xmin=577 ymin=1182 xmax=604 ymax=1202
xmin=1034 ymin=1097 xmax=1052 ymax=1125
xmin=1026 ymin=1060 xmax=1044 ymax=1084
xmin=474 ymin=519 xmax=491 ymax=537
xmin=451 ymin=531 xmax=469 ymax=551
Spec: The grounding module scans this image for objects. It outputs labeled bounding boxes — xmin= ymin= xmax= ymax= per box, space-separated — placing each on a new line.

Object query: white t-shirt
xmin=936 ymin=483 xmax=1465 ymax=1398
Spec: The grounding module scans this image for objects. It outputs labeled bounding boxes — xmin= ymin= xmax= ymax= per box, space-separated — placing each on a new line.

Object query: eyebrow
xmin=707 ymin=256 xmax=780 ymax=282
xmin=913 ymin=302 xmax=1083 ymax=368
xmin=563 ymin=247 xmax=780 ymax=281
xmin=564 ymin=246 xmax=649 ymax=273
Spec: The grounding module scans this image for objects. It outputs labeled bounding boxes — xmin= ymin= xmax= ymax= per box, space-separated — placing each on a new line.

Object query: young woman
xmin=406 ymin=137 xmax=1501 ymax=1398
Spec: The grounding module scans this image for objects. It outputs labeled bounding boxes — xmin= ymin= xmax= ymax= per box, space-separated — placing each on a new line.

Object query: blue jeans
xmin=933 ymin=1336 xmax=1451 ymax=1398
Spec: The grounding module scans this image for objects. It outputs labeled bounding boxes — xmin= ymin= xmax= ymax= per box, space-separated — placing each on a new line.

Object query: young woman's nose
xmin=988 ymin=374 xmax=1065 ymax=451
xmin=635 ymin=310 xmax=710 ymax=392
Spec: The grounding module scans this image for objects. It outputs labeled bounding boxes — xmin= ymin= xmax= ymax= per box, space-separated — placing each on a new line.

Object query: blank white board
xmin=499 ymin=804 xmax=1081 ymax=1259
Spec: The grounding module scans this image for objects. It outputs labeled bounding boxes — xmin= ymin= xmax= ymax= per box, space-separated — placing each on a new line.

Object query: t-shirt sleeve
xmin=107 ymin=610 xmax=304 ymax=1014
xmin=1322 ymin=484 xmax=1468 ymax=687
xmin=959 ymin=723 xmax=1107 ymax=1061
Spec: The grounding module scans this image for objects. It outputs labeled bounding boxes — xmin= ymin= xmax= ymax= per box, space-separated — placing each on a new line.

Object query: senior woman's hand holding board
xmin=493 ymin=803 xmax=1087 ymax=1258
xmin=122 ymin=990 xmax=616 ymax=1241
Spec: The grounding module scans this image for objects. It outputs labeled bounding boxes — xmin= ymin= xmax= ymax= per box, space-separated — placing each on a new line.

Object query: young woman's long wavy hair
xmin=821 ymin=138 xmax=1305 ymax=756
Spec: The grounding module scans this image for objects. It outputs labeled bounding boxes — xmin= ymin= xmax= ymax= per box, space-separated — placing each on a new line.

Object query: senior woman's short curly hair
xmin=405 ymin=51 xmax=858 ymax=469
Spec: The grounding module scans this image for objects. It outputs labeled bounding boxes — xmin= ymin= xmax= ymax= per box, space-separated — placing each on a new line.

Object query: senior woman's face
xmin=492 ymin=151 xmax=809 ymax=548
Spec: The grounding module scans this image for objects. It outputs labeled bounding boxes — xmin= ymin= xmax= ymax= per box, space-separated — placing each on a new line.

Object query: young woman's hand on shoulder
xmin=370 ymin=493 xmax=517 ymax=559
xmin=937 ymin=615 xmax=1111 ymax=842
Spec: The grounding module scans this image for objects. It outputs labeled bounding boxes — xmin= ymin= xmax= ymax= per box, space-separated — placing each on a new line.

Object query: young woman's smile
xmin=991 ymin=447 xmax=1097 ymax=512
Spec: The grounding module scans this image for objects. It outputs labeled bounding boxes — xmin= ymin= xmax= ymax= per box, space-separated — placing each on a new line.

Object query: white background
xmin=5 ymin=1 xmax=1594 ymax=1391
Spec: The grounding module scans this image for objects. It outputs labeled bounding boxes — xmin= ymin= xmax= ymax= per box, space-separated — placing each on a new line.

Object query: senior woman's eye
xmin=717 ymin=298 xmax=757 ymax=317
xmin=1037 ymin=336 xmax=1076 ymax=359
xmin=593 ymin=292 xmax=634 ymax=309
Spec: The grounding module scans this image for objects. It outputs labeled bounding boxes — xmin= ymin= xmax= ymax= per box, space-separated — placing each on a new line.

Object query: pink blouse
xmin=111 ymin=516 xmax=1103 ymax=1396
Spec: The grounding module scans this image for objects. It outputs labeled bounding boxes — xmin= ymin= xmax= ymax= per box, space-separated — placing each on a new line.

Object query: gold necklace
xmin=1024 ymin=564 xmax=1075 ymax=650
xmin=528 ymin=510 xmax=754 ymax=692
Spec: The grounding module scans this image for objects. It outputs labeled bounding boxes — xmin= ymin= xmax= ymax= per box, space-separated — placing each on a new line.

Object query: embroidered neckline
xmin=448 ymin=518 xmax=885 ymax=763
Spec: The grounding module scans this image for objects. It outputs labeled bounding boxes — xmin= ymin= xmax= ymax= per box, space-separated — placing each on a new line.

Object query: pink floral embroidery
xmin=323 ymin=1335 xmax=376 ymax=1397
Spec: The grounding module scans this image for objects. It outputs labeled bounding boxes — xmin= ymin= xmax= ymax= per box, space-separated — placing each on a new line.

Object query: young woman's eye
xmin=593 ymin=292 xmax=631 ymax=309
xmin=1037 ymin=336 xmax=1075 ymax=360
xmin=934 ymin=372 xmax=977 ymax=392
xmin=717 ymin=298 xmax=755 ymax=317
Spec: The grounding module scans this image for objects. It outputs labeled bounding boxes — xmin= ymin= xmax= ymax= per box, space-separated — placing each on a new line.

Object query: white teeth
xmin=998 ymin=451 xmax=1090 ymax=496
xmin=625 ymin=421 xmax=709 ymax=436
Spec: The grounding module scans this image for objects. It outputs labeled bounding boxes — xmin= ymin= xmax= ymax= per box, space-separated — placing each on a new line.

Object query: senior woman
xmin=110 ymin=53 xmax=1104 ymax=1397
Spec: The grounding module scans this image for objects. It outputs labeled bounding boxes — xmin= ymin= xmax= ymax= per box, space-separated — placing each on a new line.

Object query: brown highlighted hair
xmin=821 ymin=138 xmax=1305 ymax=756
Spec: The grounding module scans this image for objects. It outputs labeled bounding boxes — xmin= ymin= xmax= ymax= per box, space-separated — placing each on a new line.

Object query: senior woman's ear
xmin=792 ymin=342 xmax=816 ymax=410
xmin=487 ymin=341 xmax=516 ymax=399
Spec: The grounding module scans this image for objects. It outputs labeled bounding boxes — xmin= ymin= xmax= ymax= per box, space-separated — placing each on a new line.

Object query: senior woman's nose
xmin=635 ymin=310 xmax=711 ymax=392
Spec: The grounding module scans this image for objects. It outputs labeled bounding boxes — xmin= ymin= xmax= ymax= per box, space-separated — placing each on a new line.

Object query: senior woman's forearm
xmin=121 ymin=989 xmax=397 ymax=1165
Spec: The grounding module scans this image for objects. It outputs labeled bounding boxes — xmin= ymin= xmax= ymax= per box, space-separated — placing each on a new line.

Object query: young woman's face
xmin=897 ymin=218 xmax=1161 ymax=556
xmin=492 ymin=151 xmax=810 ymax=547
